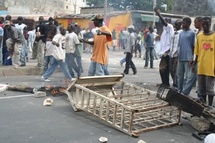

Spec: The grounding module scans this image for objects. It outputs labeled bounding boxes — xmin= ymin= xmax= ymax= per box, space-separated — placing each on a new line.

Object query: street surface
xmin=0 ymin=50 xmax=203 ymax=143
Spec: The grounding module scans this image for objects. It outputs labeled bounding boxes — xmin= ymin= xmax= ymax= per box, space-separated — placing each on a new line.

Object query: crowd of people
xmin=153 ymin=7 xmax=215 ymax=107
xmin=0 ymin=10 xmax=214 ymax=108
xmin=0 ymin=14 xmax=113 ymax=81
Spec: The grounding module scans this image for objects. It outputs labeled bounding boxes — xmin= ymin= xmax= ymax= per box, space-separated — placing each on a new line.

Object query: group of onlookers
xmin=153 ymin=7 xmax=215 ymax=107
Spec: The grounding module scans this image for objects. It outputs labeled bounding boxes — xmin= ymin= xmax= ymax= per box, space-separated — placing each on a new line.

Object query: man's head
xmin=48 ymin=17 xmax=54 ymax=25
xmin=4 ymin=20 xmax=11 ymax=29
xmin=165 ymin=17 xmax=171 ymax=24
xmin=5 ymin=15 xmax=12 ymax=21
xmin=148 ymin=26 xmax=154 ymax=33
xmin=17 ymin=16 xmax=23 ymax=24
xmin=194 ymin=17 xmax=202 ymax=30
xmin=68 ymin=25 xmax=75 ymax=33
xmin=60 ymin=26 xmax=66 ymax=36
xmin=127 ymin=25 xmax=135 ymax=33
xmin=182 ymin=17 xmax=192 ymax=30
xmin=91 ymin=14 xmax=103 ymax=27
xmin=0 ymin=16 xmax=4 ymax=24
xmin=39 ymin=16 xmax=44 ymax=23
xmin=174 ymin=20 xmax=182 ymax=31
xmin=202 ymin=17 xmax=211 ymax=34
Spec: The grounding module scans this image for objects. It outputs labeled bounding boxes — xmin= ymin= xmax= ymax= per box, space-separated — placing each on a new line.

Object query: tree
xmin=86 ymin=0 xmax=173 ymax=12
xmin=171 ymin=0 xmax=214 ymax=16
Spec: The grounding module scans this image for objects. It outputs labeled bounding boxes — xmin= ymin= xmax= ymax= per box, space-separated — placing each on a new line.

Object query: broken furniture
xmin=157 ymin=86 xmax=215 ymax=140
xmin=66 ymin=75 xmax=181 ymax=137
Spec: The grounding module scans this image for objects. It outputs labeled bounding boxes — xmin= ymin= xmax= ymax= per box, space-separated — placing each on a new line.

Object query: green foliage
xmin=86 ymin=0 xmax=173 ymax=12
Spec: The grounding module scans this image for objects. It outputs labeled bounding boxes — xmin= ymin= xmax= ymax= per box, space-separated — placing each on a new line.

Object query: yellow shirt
xmin=194 ymin=32 xmax=215 ymax=77
xmin=92 ymin=26 xmax=112 ymax=65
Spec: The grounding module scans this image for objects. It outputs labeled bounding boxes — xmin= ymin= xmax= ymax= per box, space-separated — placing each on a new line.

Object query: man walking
xmin=81 ymin=14 xmax=112 ymax=76
xmin=123 ymin=25 xmax=137 ymax=75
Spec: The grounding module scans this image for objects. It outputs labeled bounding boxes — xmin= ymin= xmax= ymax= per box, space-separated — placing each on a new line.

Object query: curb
xmin=0 ymin=66 xmax=43 ymax=76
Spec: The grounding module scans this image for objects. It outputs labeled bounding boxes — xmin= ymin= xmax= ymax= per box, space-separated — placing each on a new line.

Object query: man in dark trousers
xmin=154 ymin=7 xmax=174 ymax=86
xmin=123 ymin=25 xmax=137 ymax=75
xmin=35 ymin=16 xmax=46 ymax=67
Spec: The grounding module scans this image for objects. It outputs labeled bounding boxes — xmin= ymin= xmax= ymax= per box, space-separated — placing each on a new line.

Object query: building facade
xmin=3 ymin=0 xmax=86 ymax=15
xmin=64 ymin=0 xmax=87 ymax=14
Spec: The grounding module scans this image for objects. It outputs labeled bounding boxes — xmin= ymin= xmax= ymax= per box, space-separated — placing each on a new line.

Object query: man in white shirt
xmin=65 ymin=25 xmax=81 ymax=78
xmin=169 ymin=20 xmax=182 ymax=87
xmin=154 ymin=7 xmax=174 ymax=87
xmin=15 ymin=16 xmax=28 ymax=66
xmin=42 ymin=26 xmax=71 ymax=81
xmin=27 ymin=29 xmax=36 ymax=52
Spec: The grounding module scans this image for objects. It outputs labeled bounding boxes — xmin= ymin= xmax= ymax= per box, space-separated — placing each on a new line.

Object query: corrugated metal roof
xmin=57 ymin=11 xmax=130 ymax=19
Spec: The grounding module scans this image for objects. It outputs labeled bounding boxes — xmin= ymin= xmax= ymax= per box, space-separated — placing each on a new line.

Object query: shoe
xmin=20 ymin=64 xmax=26 ymax=67
xmin=133 ymin=71 xmax=137 ymax=75
xmin=35 ymin=64 xmax=43 ymax=67
xmin=156 ymin=83 xmax=170 ymax=87
xmin=144 ymin=66 xmax=148 ymax=69
xmin=150 ymin=67 xmax=155 ymax=69
xmin=13 ymin=65 xmax=19 ymax=69
xmin=123 ymin=72 xmax=128 ymax=75
xmin=41 ymin=76 xmax=50 ymax=82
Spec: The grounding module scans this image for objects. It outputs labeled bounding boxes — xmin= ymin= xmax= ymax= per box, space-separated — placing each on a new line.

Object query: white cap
xmin=128 ymin=25 xmax=135 ymax=30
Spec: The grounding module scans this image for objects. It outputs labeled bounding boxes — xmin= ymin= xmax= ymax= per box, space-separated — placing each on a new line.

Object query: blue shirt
xmin=178 ymin=29 xmax=195 ymax=61
xmin=145 ymin=32 xmax=154 ymax=48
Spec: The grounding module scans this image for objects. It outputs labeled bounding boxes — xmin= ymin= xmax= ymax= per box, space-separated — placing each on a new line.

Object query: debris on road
xmin=138 ymin=140 xmax=146 ymax=143
xmin=98 ymin=137 xmax=108 ymax=143
xmin=43 ymin=98 xmax=54 ymax=106
xmin=157 ymin=86 xmax=215 ymax=140
xmin=6 ymin=85 xmax=67 ymax=96
xmin=0 ymin=84 xmax=8 ymax=93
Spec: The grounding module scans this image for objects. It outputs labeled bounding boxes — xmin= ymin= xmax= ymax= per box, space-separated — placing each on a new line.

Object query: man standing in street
xmin=177 ymin=17 xmax=196 ymax=92
xmin=169 ymin=20 xmax=182 ymax=88
xmin=15 ymin=16 xmax=27 ymax=66
xmin=4 ymin=20 xmax=25 ymax=68
xmin=65 ymin=25 xmax=81 ymax=78
xmin=154 ymin=7 xmax=174 ymax=87
xmin=194 ymin=17 xmax=215 ymax=106
xmin=123 ymin=25 xmax=137 ymax=75
xmin=81 ymin=14 xmax=112 ymax=76
xmin=112 ymin=29 xmax=117 ymax=51
xmin=35 ymin=16 xmax=46 ymax=67
xmin=43 ymin=17 xmax=57 ymax=74
xmin=144 ymin=26 xmax=155 ymax=69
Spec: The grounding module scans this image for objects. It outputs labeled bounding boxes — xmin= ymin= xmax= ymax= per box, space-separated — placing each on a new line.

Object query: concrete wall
xmin=8 ymin=6 xmax=31 ymax=15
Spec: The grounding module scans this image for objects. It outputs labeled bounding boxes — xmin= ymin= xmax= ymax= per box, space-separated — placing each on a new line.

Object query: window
xmin=66 ymin=5 xmax=69 ymax=9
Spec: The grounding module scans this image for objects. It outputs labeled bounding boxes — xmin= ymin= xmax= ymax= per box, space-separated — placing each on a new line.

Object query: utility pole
xmin=153 ymin=0 xmax=157 ymax=27
xmin=104 ymin=0 xmax=107 ymax=24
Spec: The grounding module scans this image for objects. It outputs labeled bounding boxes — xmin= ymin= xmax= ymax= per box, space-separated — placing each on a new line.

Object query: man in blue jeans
xmin=42 ymin=27 xmax=71 ymax=81
xmin=177 ymin=17 xmax=196 ymax=92
xmin=144 ymin=26 xmax=155 ymax=69
xmin=182 ymin=17 xmax=202 ymax=97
